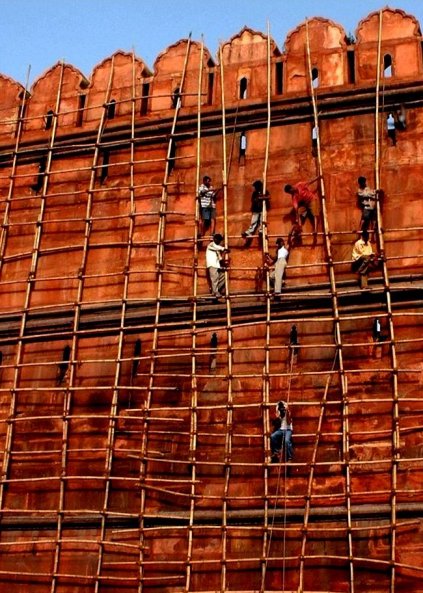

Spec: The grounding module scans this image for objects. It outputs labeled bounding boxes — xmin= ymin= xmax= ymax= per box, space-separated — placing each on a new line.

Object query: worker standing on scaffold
xmin=197 ymin=175 xmax=220 ymax=238
xmin=241 ymin=179 xmax=270 ymax=240
xmin=270 ymin=400 xmax=294 ymax=463
xmin=284 ymin=175 xmax=320 ymax=246
xmin=265 ymin=237 xmax=290 ymax=297
xmin=206 ymin=233 xmax=228 ymax=301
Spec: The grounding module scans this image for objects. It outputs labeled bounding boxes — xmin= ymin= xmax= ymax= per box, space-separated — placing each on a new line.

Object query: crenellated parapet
xmin=355 ymin=8 xmax=423 ymax=83
xmin=0 ymin=6 xmax=422 ymax=140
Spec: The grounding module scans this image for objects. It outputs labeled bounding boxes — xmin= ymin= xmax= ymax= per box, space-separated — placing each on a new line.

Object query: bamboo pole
xmin=260 ymin=22 xmax=274 ymax=593
xmin=0 ymin=62 xmax=65 ymax=537
xmin=218 ymin=42 xmax=236 ymax=593
xmin=305 ymin=20 xmax=355 ymax=593
xmin=156 ymin=34 xmax=192 ymax=269
xmin=184 ymin=36 xmax=204 ymax=593
xmin=50 ymin=57 xmax=116 ymax=593
xmin=374 ymin=12 xmax=401 ymax=593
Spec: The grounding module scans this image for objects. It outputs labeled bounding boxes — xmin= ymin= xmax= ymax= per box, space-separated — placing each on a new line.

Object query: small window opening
xmin=107 ymin=99 xmax=116 ymax=119
xmin=347 ymin=49 xmax=355 ymax=84
xmin=172 ymin=87 xmax=181 ymax=108
xmin=131 ymin=339 xmax=142 ymax=378
xmin=383 ymin=54 xmax=393 ymax=78
xmin=56 ymin=345 xmax=71 ymax=385
xmin=311 ymin=68 xmax=319 ymax=89
xmin=100 ymin=150 xmax=110 ymax=183
xmin=140 ymin=82 xmax=150 ymax=115
xmin=76 ymin=95 xmax=86 ymax=127
xmin=32 ymin=156 xmax=47 ymax=193
xmin=239 ymin=77 xmax=248 ymax=99
xmin=275 ymin=61 xmax=283 ymax=95
xmin=45 ymin=110 xmax=54 ymax=130
xmin=168 ymin=139 xmax=176 ymax=173
xmin=207 ymin=72 xmax=214 ymax=105
xmin=239 ymin=132 xmax=247 ymax=163
xmin=312 ymin=125 xmax=318 ymax=156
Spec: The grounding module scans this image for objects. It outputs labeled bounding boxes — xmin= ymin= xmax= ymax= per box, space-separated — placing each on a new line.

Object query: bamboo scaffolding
xmin=91 ymin=51 xmax=140 ymax=593
xmin=305 ymin=21 xmax=355 ymax=593
xmin=156 ymin=34 xmax=192 ymax=269
xmin=0 ymin=63 xmax=65 ymax=534
xmin=218 ymin=42 xmax=236 ymax=593
xmin=184 ymin=36 xmax=204 ymax=593
xmin=375 ymin=13 xmax=402 ymax=593
xmin=0 ymin=66 xmax=31 ymax=275
xmin=260 ymin=23 xmax=275 ymax=593
xmin=50 ymin=58 xmax=116 ymax=593
xmin=0 ymin=28 xmax=421 ymax=593
xmin=136 ymin=39 xmax=195 ymax=592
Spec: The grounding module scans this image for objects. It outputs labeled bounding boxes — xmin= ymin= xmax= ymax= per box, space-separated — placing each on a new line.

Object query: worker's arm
xmin=307 ymin=174 xmax=322 ymax=186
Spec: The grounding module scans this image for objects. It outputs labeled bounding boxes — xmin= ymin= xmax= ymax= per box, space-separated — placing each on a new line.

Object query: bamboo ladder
xmin=218 ymin=42 xmax=236 ymax=593
xmin=259 ymin=21 xmax=281 ymax=593
xmin=137 ymin=37 xmax=195 ymax=593
xmin=49 ymin=58 xmax=117 ymax=593
xmin=374 ymin=11 xmax=401 ymax=593
xmin=156 ymin=34 xmax=192 ymax=269
xmin=91 ymin=51 xmax=144 ymax=591
xmin=299 ymin=20 xmax=356 ymax=593
xmin=0 ymin=62 xmax=65 ymax=528
xmin=0 ymin=67 xmax=31 ymax=277
xmin=184 ymin=37 xmax=205 ymax=593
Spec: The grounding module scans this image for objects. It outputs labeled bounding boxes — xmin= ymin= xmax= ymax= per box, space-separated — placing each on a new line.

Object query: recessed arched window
xmin=140 ymin=82 xmax=150 ymax=115
xmin=76 ymin=95 xmax=86 ymax=127
xmin=45 ymin=110 xmax=54 ymax=130
xmin=207 ymin=71 xmax=214 ymax=105
xmin=383 ymin=54 xmax=393 ymax=78
xmin=106 ymin=99 xmax=116 ymax=119
xmin=311 ymin=68 xmax=319 ymax=89
xmin=100 ymin=149 xmax=110 ymax=183
xmin=239 ymin=132 xmax=247 ymax=158
xmin=275 ymin=61 xmax=283 ymax=95
xmin=172 ymin=87 xmax=181 ymax=108
xmin=239 ymin=77 xmax=248 ymax=99
xmin=168 ymin=139 xmax=176 ymax=173
xmin=131 ymin=339 xmax=142 ymax=378
xmin=312 ymin=125 xmax=318 ymax=156
xmin=32 ymin=155 xmax=47 ymax=193
xmin=56 ymin=345 xmax=71 ymax=385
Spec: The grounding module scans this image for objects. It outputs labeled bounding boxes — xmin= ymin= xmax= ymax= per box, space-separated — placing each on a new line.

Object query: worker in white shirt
xmin=206 ymin=233 xmax=228 ymax=299
xmin=266 ymin=237 xmax=290 ymax=295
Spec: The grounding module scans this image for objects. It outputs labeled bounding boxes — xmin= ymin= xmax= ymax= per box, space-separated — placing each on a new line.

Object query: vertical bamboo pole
xmin=218 ymin=43 xmax=235 ymax=593
xmin=0 ymin=63 xmax=65 ymax=523
xmin=0 ymin=60 xmax=65 ymax=592
xmin=375 ymin=12 xmax=400 ymax=593
xmin=138 ymin=38 xmax=192 ymax=593
xmin=184 ymin=37 xmax=204 ymax=593
xmin=156 ymin=34 xmax=192 ymax=268
xmin=260 ymin=21 xmax=273 ymax=593
xmin=304 ymin=20 xmax=355 ymax=593
xmin=0 ymin=66 xmax=31 ymax=274
xmin=93 ymin=52 xmax=140 ymax=593
xmin=50 ymin=58 xmax=116 ymax=593
xmin=297 ymin=353 xmax=338 ymax=591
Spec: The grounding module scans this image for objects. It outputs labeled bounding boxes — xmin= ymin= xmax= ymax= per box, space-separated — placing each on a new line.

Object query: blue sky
xmin=1 ymin=0 xmax=423 ymax=86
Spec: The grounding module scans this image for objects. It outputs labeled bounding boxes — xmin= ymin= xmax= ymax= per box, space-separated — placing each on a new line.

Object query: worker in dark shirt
xmin=242 ymin=180 xmax=270 ymax=238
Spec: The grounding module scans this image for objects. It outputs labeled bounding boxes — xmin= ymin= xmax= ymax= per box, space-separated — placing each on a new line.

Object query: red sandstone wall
xmin=1 ymin=6 xmax=423 ymax=593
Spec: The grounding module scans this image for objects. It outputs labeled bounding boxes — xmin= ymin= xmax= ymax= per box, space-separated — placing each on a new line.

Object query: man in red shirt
xmin=284 ymin=176 xmax=320 ymax=244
